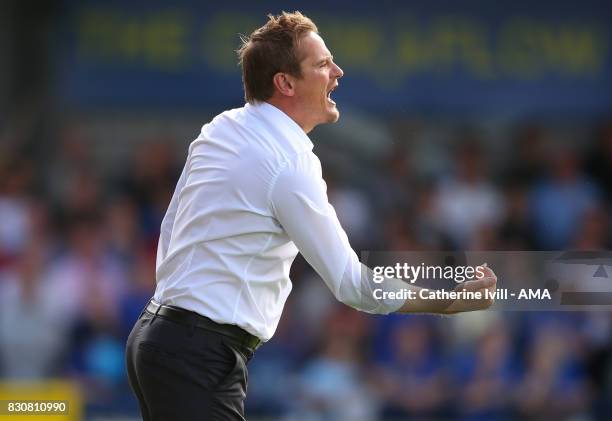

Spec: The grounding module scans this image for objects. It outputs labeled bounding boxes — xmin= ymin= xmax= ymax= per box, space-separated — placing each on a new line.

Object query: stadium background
xmin=0 ymin=0 xmax=611 ymax=419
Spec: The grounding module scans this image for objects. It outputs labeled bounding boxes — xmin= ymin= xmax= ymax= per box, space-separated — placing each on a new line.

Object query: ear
xmin=272 ymin=72 xmax=295 ymax=97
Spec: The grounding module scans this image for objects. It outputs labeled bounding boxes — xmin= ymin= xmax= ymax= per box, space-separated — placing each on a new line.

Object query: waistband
xmin=145 ymin=300 xmax=262 ymax=351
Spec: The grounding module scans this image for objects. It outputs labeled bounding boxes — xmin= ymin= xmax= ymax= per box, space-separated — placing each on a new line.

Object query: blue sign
xmin=55 ymin=0 xmax=612 ymax=115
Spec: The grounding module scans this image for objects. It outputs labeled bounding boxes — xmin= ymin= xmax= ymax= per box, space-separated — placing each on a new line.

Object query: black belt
xmin=145 ymin=300 xmax=262 ymax=351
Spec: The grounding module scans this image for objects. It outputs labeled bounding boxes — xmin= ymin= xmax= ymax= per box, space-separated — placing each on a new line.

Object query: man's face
xmin=292 ymin=32 xmax=344 ymax=131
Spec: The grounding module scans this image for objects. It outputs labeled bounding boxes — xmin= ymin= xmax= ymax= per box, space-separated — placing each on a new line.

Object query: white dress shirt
xmin=154 ymin=102 xmax=405 ymax=341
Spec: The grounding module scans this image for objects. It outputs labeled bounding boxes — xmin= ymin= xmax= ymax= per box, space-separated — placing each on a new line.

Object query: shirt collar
xmin=246 ymin=101 xmax=314 ymax=151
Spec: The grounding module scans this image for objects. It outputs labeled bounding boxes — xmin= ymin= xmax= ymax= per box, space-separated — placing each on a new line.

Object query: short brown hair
xmin=237 ymin=11 xmax=318 ymax=103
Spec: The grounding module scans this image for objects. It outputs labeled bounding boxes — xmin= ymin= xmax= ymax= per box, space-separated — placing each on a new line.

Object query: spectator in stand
xmin=505 ymin=125 xmax=550 ymax=186
xmin=516 ymin=320 xmax=592 ymax=419
xmin=529 ymin=148 xmax=600 ymax=249
xmin=44 ymin=125 xmax=96 ymax=213
xmin=572 ymin=206 xmax=611 ymax=250
xmin=327 ymin=177 xmax=375 ymax=250
xmin=374 ymin=317 xmax=449 ymax=419
xmin=0 ymin=240 xmax=73 ymax=378
xmin=0 ymin=158 xmax=36 ymax=268
xmin=454 ymin=321 xmax=519 ymax=419
xmin=113 ymin=141 xmax=180 ymax=242
xmin=46 ymin=214 xmax=126 ymax=323
xmin=498 ymin=182 xmax=534 ymax=250
xmin=105 ymin=195 xmax=143 ymax=266
xmin=433 ymin=138 xmax=504 ymax=248
xmin=292 ymin=307 xmax=377 ymax=420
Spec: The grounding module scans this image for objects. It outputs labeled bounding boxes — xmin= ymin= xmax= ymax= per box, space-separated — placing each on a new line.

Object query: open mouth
xmin=327 ymin=84 xmax=337 ymax=105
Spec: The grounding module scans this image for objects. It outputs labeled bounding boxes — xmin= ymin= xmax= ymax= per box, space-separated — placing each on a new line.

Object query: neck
xmin=265 ymin=97 xmax=313 ymax=133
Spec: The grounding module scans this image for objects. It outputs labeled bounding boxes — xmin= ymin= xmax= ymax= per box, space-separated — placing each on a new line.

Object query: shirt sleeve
xmin=269 ymin=153 xmax=406 ymax=314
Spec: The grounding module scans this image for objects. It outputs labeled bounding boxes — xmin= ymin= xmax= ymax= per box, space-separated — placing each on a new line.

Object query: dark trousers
xmin=126 ymin=309 xmax=254 ymax=420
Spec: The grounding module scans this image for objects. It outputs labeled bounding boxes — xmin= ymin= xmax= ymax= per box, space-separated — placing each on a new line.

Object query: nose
xmin=333 ymin=62 xmax=344 ymax=79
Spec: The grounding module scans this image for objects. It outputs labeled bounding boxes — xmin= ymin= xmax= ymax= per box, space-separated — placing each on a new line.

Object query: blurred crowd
xmin=0 ymin=116 xmax=611 ymax=419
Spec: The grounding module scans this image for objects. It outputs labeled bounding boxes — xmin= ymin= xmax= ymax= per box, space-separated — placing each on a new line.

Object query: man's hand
xmin=397 ymin=264 xmax=498 ymax=315
xmin=442 ymin=265 xmax=497 ymax=314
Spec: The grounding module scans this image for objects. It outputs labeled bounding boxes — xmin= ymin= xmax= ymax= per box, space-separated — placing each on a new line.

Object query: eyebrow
xmin=315 ymin=55 xmax=333 ymax=65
